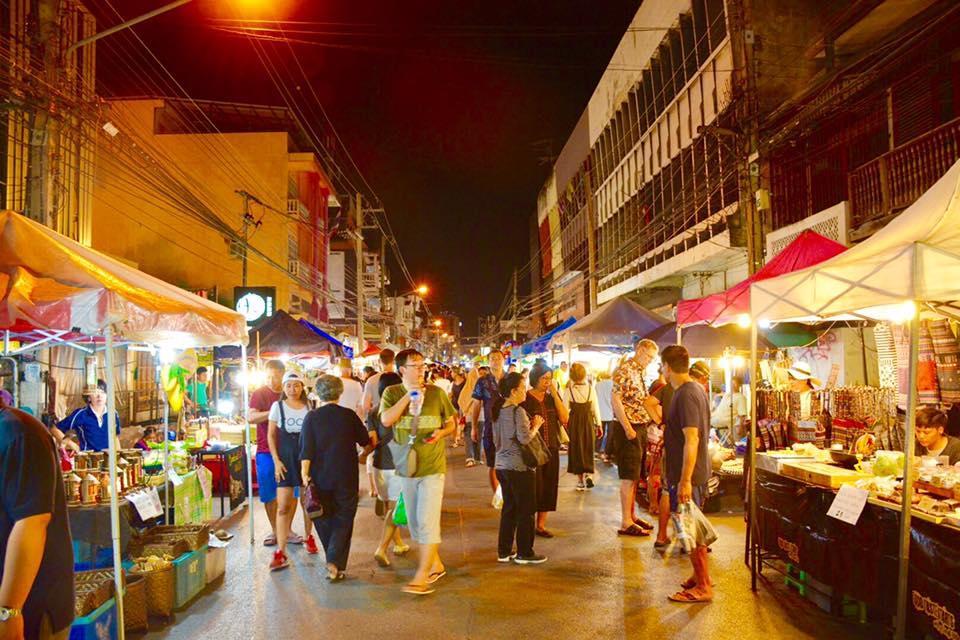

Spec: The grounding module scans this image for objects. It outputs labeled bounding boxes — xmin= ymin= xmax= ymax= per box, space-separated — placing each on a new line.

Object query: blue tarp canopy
xmin=516 ymin=317 xmax=577 ymax=357
xmin=299 ymin=319 xmax=353 ymax=358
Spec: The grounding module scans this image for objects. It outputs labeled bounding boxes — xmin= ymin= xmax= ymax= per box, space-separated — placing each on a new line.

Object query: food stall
xmin=0 ymin=211 xmax=250 ymax=638
xmin=747 ymin=159 xmax=960 ymax=639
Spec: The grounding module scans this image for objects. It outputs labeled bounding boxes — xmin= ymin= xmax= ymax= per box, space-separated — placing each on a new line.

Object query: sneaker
xmin=585 ymin=477 xmax=595 ymax=489
xmin=514 ymin=553 xmax=547 ymax=565
xmin=287 ymin=533 xmax=304 ymax=545
xmin=304 ymin=535 xmax=319 ymax=555
xmin=576 ymin=481 xmax=586 ymax=491
xmin=497 ymin=553 xmax=516 ymax=563
xmin=269 ymin=550 xmax=290 ymax=571
xmin=465 ymin=459 xmax=476 ymax=468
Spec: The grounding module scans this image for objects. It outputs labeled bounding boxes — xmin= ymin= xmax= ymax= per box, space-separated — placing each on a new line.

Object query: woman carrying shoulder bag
xmin=492 ymin=372 xmax=547 ymax=565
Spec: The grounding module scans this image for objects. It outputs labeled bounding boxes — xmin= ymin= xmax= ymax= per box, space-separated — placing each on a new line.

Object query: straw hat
xmin=786 ymin=362 xmax=821 ymax=387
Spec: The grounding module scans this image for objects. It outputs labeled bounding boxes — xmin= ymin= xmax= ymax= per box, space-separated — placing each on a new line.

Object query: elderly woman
xmin=300 ymin=374 xmax=374 ymax=581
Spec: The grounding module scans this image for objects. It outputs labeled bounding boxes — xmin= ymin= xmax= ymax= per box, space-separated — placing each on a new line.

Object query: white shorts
xmin=373 ymin=468 xmax=401 ymax=502
xmin=400 ymin=473 xmax=445 ymax=545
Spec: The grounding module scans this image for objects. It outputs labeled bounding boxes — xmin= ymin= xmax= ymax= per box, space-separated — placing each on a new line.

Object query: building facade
xmin=531 ymin=0 xmax=960 ymax=322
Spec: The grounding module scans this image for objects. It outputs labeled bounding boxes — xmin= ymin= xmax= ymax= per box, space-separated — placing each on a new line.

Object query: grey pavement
xmin=141 ymin=447 xmax=878 ymax=639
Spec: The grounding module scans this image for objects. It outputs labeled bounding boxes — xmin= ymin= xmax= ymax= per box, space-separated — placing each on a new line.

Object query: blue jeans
xmin=463 ymin=422 xmax=481 ymax=461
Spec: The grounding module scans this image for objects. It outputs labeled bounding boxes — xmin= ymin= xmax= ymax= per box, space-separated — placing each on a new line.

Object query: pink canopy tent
xmin=676 ymin=230 xmax=847 ymax=328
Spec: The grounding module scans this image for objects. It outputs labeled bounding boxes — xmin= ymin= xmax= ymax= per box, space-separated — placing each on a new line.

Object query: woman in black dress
xmin=564 ymin=363 xmax=601 ymax=490
xmin=522 ymin=363 xmax=569 ymax=538
xmin=300 ymin=375 xmax=374 ymax=581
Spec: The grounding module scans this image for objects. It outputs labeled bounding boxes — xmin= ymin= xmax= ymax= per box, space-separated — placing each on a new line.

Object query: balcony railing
xmin=849 ymin=116 xmax=960 ymax=228
xmin=286 ymin=199 xmax=310 ymax=222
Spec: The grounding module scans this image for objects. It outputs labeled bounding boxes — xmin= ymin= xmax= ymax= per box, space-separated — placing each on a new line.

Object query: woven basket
xmin=129 ymin=537 xmax=189 ymax=559
xmin=123 ymin=574 xmax=148 ymax=632
xmin=74 ymin=568 xmax=124 ymax=617
xmin=145 ymin=524 xmax=210 ymax=551
xmin=131 ymin=565 xmax=174 ymax=618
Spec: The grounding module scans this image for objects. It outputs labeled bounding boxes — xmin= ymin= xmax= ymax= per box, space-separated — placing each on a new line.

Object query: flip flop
xmin=668 ymin=590 xmax=712 ymax=603
xmin=374 ymin=552 xmax=391 ymax=568
xmin=427 ymin=570 xmax=446 ymax=584
xmin=617 ymin=524 xmax=649 ymax=537
xmin=402 ymin=583 xmax=436 ymax=596
xmin=633 ymin=518 xmax=654 ymax=531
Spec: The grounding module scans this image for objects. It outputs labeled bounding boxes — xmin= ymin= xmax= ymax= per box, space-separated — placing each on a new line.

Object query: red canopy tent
xmin=360 ymin=342 xmax=382 ymax=358
xmin=676 ymin=230 xmax=847 ymax=328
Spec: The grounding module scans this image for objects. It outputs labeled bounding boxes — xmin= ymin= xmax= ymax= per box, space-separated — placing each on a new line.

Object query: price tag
xmin=128 ymin=487 xmax=163 ymax=520
xmin=168 ymin=468 xmax=184 ymax=487
xmin=198 ymin=467 xmax=212 ymax=500
xmin=827 ymin=484 xmax=869 ymax=525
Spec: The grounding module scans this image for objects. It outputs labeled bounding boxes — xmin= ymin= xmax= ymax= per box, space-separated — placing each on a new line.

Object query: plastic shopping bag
xmin=393 ymin=492 xmax=408 ymax=526
xmin=492 ymin=484 xmax=503 ymax=510
xmin=672 ymin=501 xmax=718 ymax=551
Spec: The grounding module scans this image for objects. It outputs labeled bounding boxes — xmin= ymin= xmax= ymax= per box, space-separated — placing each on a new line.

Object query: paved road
xmin=141 ymin=447 xmax=877 ymax=639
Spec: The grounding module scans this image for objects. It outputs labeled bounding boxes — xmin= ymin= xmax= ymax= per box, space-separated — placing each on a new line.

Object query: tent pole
xmin=104 ymin=326 xmax=126 ymax=638
xmin=749 ymin=320 xmax=759 ymax=592
xmin=161 ymin=357 xmax=170 ymax=525
xmin=676 ymin=324 xmax=682 ymax=345
xmin=241 ymin=342 xmax=254 ymax=545
xmin=894 ymin=310 xmax=919 ymax=640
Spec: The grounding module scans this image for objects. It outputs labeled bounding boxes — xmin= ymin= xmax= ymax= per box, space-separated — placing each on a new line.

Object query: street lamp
xmin=416 ymin=285 xmax=429 ymax=296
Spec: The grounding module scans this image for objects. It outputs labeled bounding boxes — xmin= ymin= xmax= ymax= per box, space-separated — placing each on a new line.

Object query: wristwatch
xmin=0 ymin=607 xmax=21 ymax=621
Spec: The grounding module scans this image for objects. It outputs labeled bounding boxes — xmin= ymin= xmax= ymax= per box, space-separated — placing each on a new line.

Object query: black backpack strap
xmin=278 ymin=401 xmax=287 ymax=434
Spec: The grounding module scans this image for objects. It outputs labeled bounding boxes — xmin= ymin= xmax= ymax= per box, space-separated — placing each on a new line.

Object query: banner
xmin=226 ymin=446 xmax=248 ymax=512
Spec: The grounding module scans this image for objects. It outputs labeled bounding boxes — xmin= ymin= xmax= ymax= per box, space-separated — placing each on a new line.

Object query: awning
xmin=516 ymin=317 xmax=576 ymax=356
xmin=0 ymin=211 xmax=247 ymax=346
xmin=677 ymin=230 xmax=847 ymax=328
xmin=299 ymin=318 xmax=353 ymax=358
xmin=550 ymin=295 xmax=672 ymax=348
xmin=251 ymin=310 xmax=345 ymax=358
xmin=360 ymin=342 xmax=381 ymax=357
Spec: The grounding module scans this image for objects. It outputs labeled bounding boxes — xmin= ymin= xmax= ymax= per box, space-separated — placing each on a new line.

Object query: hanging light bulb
xmin=736 ymin=314 xmax=751 ymax=328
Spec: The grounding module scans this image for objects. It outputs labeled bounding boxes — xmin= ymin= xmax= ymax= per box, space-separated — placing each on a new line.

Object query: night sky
xmin=92 ymin=0 xmax=638 ymax=333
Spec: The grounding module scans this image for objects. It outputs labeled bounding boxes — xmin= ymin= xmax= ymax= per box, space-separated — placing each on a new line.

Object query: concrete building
xmin=531 ymin=0 xmax=830 ymax=320
xmin=92 ymin=98 xmax=336 ymax=320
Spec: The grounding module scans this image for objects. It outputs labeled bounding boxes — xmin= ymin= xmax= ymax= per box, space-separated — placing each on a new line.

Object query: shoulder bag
xmin=513 ymin=407 xmax=550 ymax=468
xmin=303 ymin=481 xmax=334 ymax=520
xmin=393 ymin=398 xmax=420 ymax=477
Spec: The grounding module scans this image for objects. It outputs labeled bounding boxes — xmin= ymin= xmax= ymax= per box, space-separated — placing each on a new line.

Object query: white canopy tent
xmin=0 ymin=211 xmax=250 ymax=638
xmin=747 ymin=159 xmax=960 ymax=640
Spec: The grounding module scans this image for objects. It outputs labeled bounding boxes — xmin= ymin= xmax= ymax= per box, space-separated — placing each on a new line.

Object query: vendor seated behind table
xmin=134 ymin=425 xmax=162 ymax=451
xmin=51 ymin=379 xmax=121 ymax=452
xmin=916 ymin=407 xmax=960 ymax=465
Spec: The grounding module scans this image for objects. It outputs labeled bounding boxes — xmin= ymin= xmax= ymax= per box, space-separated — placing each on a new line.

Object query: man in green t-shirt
xmin=186 ymin=366 xmax=210 ymax=418
xmin=381 ymin=349 xmax=456 ymax=596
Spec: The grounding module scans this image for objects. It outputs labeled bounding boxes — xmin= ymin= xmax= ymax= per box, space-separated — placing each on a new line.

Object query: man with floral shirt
xmin=611 ymin=338 xmax=659 ymax=536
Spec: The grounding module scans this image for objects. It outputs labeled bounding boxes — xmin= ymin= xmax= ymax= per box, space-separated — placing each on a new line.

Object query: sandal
xmin=374 ymin=551 xmax=391 ymax=568
xmin=681 ymin=578 xmax=696 ymax=590
xmin=668 ymin=590 xmax=712 ymax=603
xmin=402 ymin=583 xmax=436 ymax=596
xmin=633 ymin=518 xmax=654 ymax=531
xmin=427 ymin=570 xmax=446 ymax=584
xmin=617 ymin=524 xmax=649 ymax=537
xmin=264 ymin=533 xmax=277 ymax=547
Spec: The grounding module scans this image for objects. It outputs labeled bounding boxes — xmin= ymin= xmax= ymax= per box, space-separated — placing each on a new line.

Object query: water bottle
xmin=671 ymin=505 xmax=694 ymax=554
xmin=409 ymin=389 xmax=423 ymax=417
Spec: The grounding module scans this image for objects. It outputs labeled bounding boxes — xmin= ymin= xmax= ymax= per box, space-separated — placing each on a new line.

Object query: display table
xmin=754 ymin=466 xmax=960 ymax=638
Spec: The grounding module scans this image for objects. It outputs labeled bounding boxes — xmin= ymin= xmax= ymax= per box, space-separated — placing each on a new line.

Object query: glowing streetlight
xmin=433 ymin=319 xmax=442 ymax=327
xmin=416 ymin=285 xmax=429 ymax=296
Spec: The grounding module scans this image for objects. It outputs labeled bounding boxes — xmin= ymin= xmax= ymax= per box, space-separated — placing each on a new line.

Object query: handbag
xmin=394 ymin=413 xmax=420 ymax=478
xmin=513 ymin=407 xmax=550 ymax=467
xmin=303 ymin=481 xmax=334 ymax=520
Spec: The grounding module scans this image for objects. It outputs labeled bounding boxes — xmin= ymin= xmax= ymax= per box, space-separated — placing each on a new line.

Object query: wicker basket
xmin=130 ymin=565 xmax=174 ymax=618
xmin=123 ymin=574 xmax=148 ymax=632
xmin=74 ymin=568 xmax=124 ymax=617
xmin=145 ymin=524 xmax=210 ymax=551
xmin=129 ymin=537 xmax=190 ymax=559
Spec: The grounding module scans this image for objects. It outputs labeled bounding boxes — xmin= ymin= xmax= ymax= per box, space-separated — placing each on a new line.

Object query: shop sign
xmin=913 ymin=591 xmax=958 ymax=640
xmin=226 ymin=446 xmax=248 ymax=512
xmin=234 ymin=286 xmax=275 ymax=327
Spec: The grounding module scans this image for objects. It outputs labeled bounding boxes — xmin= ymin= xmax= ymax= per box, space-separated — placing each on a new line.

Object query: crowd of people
xmin=243 ymin=341 xmax=716 ymax=602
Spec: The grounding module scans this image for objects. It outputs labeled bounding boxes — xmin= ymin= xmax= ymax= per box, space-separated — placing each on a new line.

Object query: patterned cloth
xmin=919 ymin=321 xmax=941 ymax=405
xmin=612 ymin=357 xmax=651 ymax=425
xmin=173 ymin=466 xmax=213 ymax=524
xmin=930 ymin=319 xmax=960 ymax=403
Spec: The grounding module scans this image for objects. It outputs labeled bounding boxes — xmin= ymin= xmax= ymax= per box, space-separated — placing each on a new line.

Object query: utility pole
xmin=235 ymin=190 xmax=262 ymax=287
xmin=355 ymin=193 xmax=365 ymax=354
xmin=379 ymin=234 xmax=387 ymax=342
xmin=512 ymin=269 xmax=519 ymax=341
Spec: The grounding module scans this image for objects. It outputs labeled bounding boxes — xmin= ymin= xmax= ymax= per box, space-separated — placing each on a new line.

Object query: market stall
xmin=516 ymin=316 xmax=577 ymax=358
xmin=747 ymin=159 xmax=960 ymax=639
xmin=299 ymin=317 xmax=353 ymax=358
xmin=0 ymin=210 xmax=249 ymax=638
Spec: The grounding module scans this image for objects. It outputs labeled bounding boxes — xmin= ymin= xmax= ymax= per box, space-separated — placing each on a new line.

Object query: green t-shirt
xmin=380 ymin=384 xmax=456 ymax=477
xmin=188 ymin=380 xmax=208 ymax=407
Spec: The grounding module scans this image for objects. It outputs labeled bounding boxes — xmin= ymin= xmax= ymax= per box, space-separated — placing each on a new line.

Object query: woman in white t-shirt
xmin=267 ymin=371 xmax=316 ymax=571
